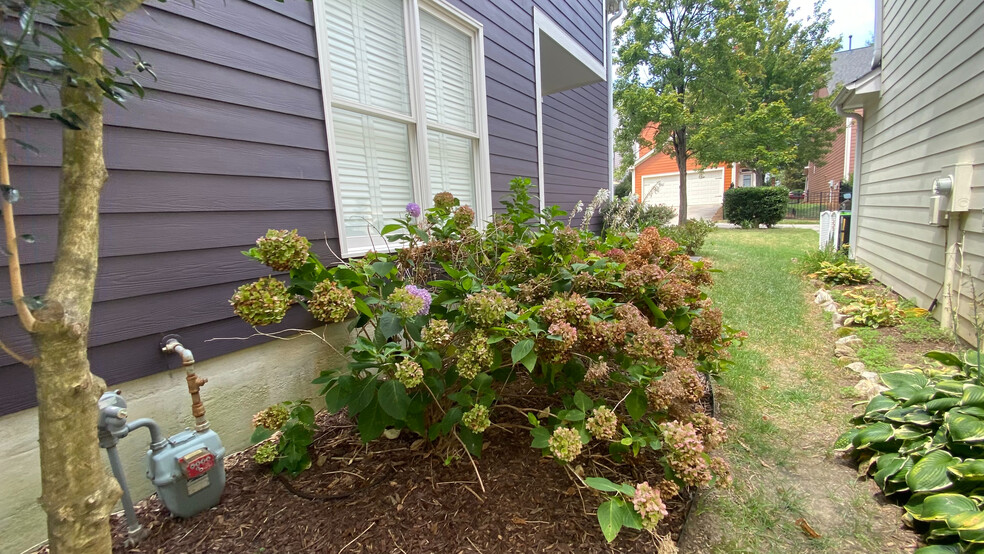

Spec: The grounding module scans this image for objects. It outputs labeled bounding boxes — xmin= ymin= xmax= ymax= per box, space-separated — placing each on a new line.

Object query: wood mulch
xmin=104 ymin=382 xmax=703 ymax=554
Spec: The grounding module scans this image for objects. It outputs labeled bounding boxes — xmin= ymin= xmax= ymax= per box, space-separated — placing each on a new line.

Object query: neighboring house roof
xmin=828 ymin=46 xmax=875 ymax=92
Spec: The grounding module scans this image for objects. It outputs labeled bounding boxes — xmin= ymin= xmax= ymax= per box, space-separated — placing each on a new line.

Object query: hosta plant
xmin=841 ymin=288 xmax=907 ymax=328
xmin=232 ymin=177 xmax=741 ymax=541
xmin=811 ymin=261 xmax=872 ymax=285
xmin=837 ymin=350 xmax=984 ymax=552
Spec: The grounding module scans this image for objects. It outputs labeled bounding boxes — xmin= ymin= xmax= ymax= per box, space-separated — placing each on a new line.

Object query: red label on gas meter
xmin=179 ymin=449 xmax=215 ymax=479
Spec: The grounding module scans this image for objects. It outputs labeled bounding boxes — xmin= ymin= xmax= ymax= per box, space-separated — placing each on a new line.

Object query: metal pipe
xmin=162 ymin=338 xmax=210 ymax=432
xmin=105 ymin=445 xmax=146 ymax=545
xmin=126 ymin=418 xmax=167 ymax=452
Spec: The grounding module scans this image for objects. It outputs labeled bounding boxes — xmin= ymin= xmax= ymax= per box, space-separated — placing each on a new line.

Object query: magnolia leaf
xmin=906 ymin=450 xmax=957 ymax=493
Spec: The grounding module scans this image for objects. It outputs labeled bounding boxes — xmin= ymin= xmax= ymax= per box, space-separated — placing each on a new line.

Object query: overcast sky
xmin=788 ymin=0 xmax=876 ymax=50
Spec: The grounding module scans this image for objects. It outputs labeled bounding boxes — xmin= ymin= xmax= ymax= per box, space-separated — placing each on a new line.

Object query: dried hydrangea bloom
xmin=548 ymin=426 xmax=582 ymax=463
xmin=660 ymin=421 xmax=712 ymax=487
xmin=539 ymin=293 xmax=592 ymax=326
xmin=421 ymin=319 xmax=453 ymax=349
xmin=462 ymin=289 xmax=515 ymax=327
xmin=452 ymin=205 xmax=475 ymax=228
xmin=231 ymin=277 xmax=291 ymax=326
xmin=462 ymin=404 xmax=491 ymax=433
xmin=586 ymin=405 xmax=618 ymax=440
xmin=252 ymin=404 xmax=289 ymax=430
xmin=710 ymin=456 xmax=733 ymax=488
xmin=253 ymin=441 xmax=278 ymax=465
xmin=389 ymin=287 xmax=426 ymax=319
xmin=255 ymin=229 xmax=311 ymax=271
xmin=553 ymin=226 xmax=580 ymax=257
xmin=585 ymin=360 xmax=611 ymax=382
xmin=632 ymin=482 xmax=669 ymax=531
xmin=433 ymin=191 xmax=456 ymax=210
xmin=614 ymin=303 xmax=649 ymax=334
xmin=394 ymin=359 xmax=424 ymax=388
xmin=626 ymin=326 xmax=677 ymax=365
xmin=660 ymin=479 xmax=680 ymax=499
xmin=689 ymin=307 xmax=723 ymax=344
xmin=308 ymin=280 xmax=355 ymax=323
xmin=537 ymin=321 xmax=577 ymax=364
xmin=688 ymin=412 xmax=726 ymax=450
xmin=505 ymin=246 xmax=533 ymax=274
xmin=516 ymin=274 xmax=552 ymax=304
xmin=622 ymin=263 xmax=668 ymax=290
xmin=457 ymin=331 xmax=493 ymax=380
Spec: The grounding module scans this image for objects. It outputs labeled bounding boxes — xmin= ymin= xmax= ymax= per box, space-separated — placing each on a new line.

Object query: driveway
xmin=687 ymin=203 xmax=721 ymax=221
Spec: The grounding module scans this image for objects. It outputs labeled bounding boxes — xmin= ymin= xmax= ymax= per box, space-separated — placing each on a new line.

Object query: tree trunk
xmin=33 ymin=16 xmax=120 ymax=554
xmin=675 ymin=131 xmax=688 ymax=224
xmin=755 ymin=169 xmax=766 ymax=187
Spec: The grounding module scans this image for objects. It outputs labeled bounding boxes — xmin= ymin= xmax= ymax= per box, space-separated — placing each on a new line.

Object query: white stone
xmin=846 ymin=362 xmax=867 ymax=374
xmin=855 ymin=380 xmax=888 ymax=400
xmin=836 ymin=335 xmax=863 ymax=349
xmin=834 ymin=344 xmax=856 ymax=358
xmin=823 ymin=301 xmax=838 ymax=313
xmin=815 ymin=289 xmax=833 ymax=304
xmin=832 ymin=313 xmax=851 ymax=328
xmin=861 ymin=371 xmax=880 ymax=382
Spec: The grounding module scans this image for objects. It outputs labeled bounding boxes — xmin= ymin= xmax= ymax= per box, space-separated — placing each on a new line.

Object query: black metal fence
xmin=785 ymin=191 xmax=842 ymax=221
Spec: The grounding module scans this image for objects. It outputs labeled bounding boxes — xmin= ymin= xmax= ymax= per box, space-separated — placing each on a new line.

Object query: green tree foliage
xmin=692 ymin=0 xmax=841 ymax=185
xmin=613 ymin=0 xmax=724 ymax=223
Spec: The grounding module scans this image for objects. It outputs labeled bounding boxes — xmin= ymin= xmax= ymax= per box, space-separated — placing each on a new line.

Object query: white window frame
xmin=313 ymin=0 xmax=492 ymax=257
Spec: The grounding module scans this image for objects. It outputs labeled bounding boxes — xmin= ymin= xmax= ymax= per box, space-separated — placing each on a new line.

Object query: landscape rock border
xmin=816 ymin=288 xmax=886 ymax=399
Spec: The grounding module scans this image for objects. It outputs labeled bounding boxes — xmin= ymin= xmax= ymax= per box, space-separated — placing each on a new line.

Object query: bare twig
xmin=453 ymin=430 xmax=486 ymax=493
xmin=0 ymin=337 xmax=32 ymax=366
xmin=0 ymin=115 xmax=36 ymax=332
xmin=338 ymin=521 xmax=375 ymax=554
xmin=206 ymin=326 xmax=345 ymax=358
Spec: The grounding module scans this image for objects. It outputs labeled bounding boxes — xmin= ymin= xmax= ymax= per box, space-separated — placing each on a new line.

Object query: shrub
xmin=250 ymin=401 xmax=317 ymax=476
xmin=794 ymin=246 xmax=848 ymax=275
xmin=601 ymin=196 xmax=677 ymax=233
xmin=811 ymin=261 xmax=871 ymax=285
xmin=638 ymin=204 xmax=678 ymax=229
xmin=722 ymin=186 xmax=789 ymax=228
xmin=660 ymin=219 xmax=716 ymax=256
xmin=836 ymin=350 xmax=984 ymax=552
xmin=840 ymin=288 xmax=905 ymax=328
xmin=233 ymin=177 xmax=744 ymax=542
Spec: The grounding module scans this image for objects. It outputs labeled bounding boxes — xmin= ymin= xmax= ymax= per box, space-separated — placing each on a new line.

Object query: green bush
xmin=811 ymin=261 xmax=871 ymax=285
xmin=660 ymin=219 xmax=716 ymax=256
xmin=836 ymin=350 xmax=984 ymax=553
xmin=601 ymin=198 xmax=676 ymax=232
xmin=794 ymin=246 xmax=848 ymax=275
xmin=840 ymin=288 xmax=905 ymax=328
xmin=722 ymin=186 xmax=789 ymax=228
xmin=234 ymin=178 xmax=743 ymax=542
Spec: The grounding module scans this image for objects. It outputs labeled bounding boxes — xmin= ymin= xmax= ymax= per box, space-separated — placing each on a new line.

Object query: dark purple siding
xmin=0 ymin=0 xmax=608 ymax=416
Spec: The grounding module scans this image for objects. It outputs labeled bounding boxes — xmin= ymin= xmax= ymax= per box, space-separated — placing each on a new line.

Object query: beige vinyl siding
xmin=854 ymin=0 xmax=984 ymax=344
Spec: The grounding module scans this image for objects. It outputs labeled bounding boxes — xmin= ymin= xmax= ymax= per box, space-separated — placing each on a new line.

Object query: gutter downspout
xmin=836 ymin=102 xmax=863 ymax=260
xmin=606 ymin=2 xmax=625 ymax=198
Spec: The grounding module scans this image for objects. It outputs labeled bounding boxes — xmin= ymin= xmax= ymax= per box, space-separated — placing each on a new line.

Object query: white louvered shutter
xmin=332 ymin=110 xmax=414 ymax=238
xmin=325 ymin=0 xmax=411 ymax=115
xmin=419 ymin=11 xmax=477 ymax=206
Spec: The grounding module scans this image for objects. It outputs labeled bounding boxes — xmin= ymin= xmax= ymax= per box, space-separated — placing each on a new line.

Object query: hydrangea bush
xmin=232 ymin=177 xmax=742 ymax=541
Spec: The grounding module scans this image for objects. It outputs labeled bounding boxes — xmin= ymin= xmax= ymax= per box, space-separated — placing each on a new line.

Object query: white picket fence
xmin=819 ymin=211 xmax=841 ymax=251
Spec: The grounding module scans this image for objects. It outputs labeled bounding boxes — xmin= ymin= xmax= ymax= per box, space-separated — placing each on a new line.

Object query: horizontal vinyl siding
xmin=854 ymin=0 xmax=984 ymax=345
xmin=542 ymin=83 xmax=609 ymax=227
xmin=0 ymin=0 xmax=335 ymax=415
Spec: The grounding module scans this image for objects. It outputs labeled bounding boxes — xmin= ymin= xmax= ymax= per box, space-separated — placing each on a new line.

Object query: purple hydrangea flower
xmin=406 ymin=202 xmax=422 ymax=218
xmin=405 ymin=284 xmax=432 ymax=315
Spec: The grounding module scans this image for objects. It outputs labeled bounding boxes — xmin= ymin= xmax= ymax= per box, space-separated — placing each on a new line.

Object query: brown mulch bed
xmin=103 ymin=384 xmax=704 ymax=554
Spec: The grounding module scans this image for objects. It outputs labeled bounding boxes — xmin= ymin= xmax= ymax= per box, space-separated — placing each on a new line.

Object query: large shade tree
xmin=1 ymin=0 xmax=150 ymax=550
xmin=613 ymin=0 xmax=724 ymax=223
xmin=691 ymin=0 xmax=840 ymax=186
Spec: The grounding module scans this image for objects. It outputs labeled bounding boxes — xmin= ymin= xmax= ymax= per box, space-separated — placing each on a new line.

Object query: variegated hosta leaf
xmin=949 ymin=460 xmax=984 ymax=482
xmin=904 ymin=386 xmax=939 ymax=407
xmin=907 ymin=450 xmax=958 ymax=493
xmin=886 ymin=407 xmax=916 ymax=423
xmin=905 ymin=493 xmax=977 ymax=522
xmin=935 ymin=380 xmax=969 ymax=397
xmin=865 ymin=394 xmax=898 ymax=416
xmin=926 ymin=397 xmax=961 ymax=413
xmin=874 ymin=454 xmax=907 ymax=488
xmin=900 ymin=437 xmax=934 ymax=456
xmin=913 ymin=545 xmax=960 ymax=554
xmin=959 ymin=406 xmax=984 ymax=419
xmin=959 ymin=527 xmax=984 ymax=544
xmin=882 ymin=371 xmax=930 ymax=389
xmin=948 ymin=412 xmax=984 ymax=443
xmin=886 ymin=384 xmax=924 ymax=402
xmin=834 ymin=428 xmax=859 ymax=451
xmin=906 ymin=411 xmax=936 ymax=426
xmin=961 ymin=385 xmax=984 ymax=408
xmin=853 ymin=422 xmax=895 ymax=449
xmin=895 ymin=424 xmax=933 ymax=440
xmin=946 ymin=510 xmax=984 ymax=531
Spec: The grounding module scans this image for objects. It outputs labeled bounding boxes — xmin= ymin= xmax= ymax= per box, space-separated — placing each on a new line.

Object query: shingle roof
xmin=828 ymin=46 xmax=875 ymax=91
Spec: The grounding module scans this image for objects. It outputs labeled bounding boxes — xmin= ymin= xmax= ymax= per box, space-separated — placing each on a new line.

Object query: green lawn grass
xmin=681 ymin=229 xmax=914 ymax=553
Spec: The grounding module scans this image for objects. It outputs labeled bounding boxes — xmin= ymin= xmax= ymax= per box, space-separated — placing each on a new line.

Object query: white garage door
xmin=640 ymin=169 xmax=724 ymax=208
